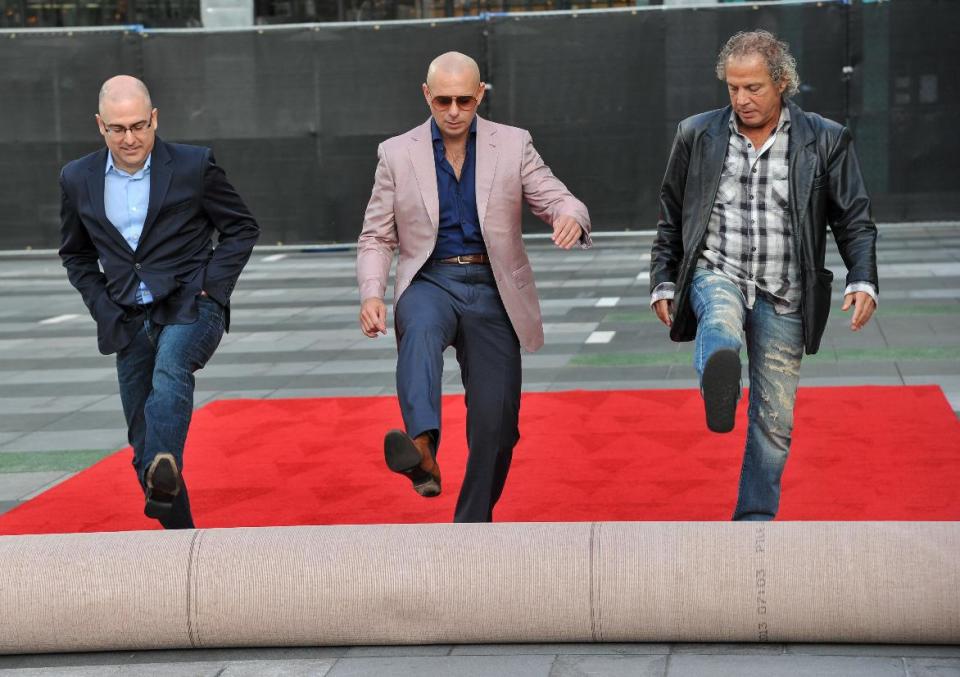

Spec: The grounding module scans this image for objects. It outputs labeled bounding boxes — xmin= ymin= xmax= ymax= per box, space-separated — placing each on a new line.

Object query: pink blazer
xmin=357 ymin=116 xmax=592 ymax=352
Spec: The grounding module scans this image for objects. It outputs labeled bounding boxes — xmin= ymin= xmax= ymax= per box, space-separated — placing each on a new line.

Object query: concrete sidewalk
xmin=2 ymin=643 xmax=960 ymax=676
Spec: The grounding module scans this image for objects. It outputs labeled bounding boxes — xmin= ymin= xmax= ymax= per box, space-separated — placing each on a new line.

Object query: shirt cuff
xmin=844 ymin=282 xmax=878 ymax=305
xmin=650 ymin=282 xmax=676 ymax=307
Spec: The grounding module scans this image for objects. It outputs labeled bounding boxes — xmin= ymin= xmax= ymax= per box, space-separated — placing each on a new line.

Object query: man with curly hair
xmin=650 ymin=30 xmax=878 ymax=520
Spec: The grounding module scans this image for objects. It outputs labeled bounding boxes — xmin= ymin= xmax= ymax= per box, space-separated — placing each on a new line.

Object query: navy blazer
xmin=59 ymin=139 xmax=260 ymax=355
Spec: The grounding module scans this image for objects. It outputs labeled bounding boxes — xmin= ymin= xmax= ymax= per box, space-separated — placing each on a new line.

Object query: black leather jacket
xmin=650 ymin=100 xmax=878 ymax=355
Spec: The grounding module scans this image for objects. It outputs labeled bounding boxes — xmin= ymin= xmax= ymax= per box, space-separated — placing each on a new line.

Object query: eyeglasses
xmin=430 ymin=95 xmax=478 ymax=111
xmin=102 ymin=119 xmax=152 ymax=138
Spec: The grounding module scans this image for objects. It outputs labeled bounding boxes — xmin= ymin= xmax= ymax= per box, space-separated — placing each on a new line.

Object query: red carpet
xmin=1 ymin=385 xmax=958 ymax=534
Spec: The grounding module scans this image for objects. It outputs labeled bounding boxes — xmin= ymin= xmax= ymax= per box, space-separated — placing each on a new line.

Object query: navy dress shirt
xmin=430 ymin=118 xmax=486 ymax=260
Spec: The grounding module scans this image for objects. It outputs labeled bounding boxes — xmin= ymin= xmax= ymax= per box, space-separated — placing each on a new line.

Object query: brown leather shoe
xmin=384 ymin=430 xmax=441 ymax=497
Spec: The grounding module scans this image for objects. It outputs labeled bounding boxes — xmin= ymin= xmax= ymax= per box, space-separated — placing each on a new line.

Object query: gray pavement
xmin=1 ymin=644 xmax=959 ymax=675
xmin=1 ymin=223 xmax=959 ymax=673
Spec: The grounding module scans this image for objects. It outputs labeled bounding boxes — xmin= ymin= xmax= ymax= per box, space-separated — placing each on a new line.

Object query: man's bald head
xmin=425 ymin=52 xmax=481 ymax=90
xmin=98 ymin=75 xmax=152 ymax=116
xmin=96 ymin=75 xmax=157 ymax=174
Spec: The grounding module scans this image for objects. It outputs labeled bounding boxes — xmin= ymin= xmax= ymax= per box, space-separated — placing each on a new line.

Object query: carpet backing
xmin=1 ymin=521 xmax=956 ymax=653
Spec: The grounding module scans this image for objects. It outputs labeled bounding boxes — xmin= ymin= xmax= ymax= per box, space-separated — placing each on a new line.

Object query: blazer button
xmin=134 ymin=263 xmax=142 ymax=270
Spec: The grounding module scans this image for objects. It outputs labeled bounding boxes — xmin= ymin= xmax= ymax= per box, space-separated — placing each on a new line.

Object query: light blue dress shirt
xmin=104 ymin=152 xmax=153 ymax=304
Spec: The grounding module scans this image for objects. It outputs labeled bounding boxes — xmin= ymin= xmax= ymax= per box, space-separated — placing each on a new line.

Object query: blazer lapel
xmin=141 ymin=139 xmax=173 ymax=245
xmin=85 ymin=149 xmax=133 ymax=254
xmin=787 ymin=101 xmax=818 ymax=230
xmin=474 ymin=115 xmax=499 ymax=232
xmin=408 ymin=120 xmax=439 ymax=230
xmin=700 ymin=108 xmax=732 ymax=229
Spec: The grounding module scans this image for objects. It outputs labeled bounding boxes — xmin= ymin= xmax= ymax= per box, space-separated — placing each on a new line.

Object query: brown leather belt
xmin=436 ymin=254 xmax=490 ymax=265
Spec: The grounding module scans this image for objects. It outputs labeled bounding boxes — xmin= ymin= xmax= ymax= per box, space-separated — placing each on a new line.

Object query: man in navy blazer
xmin=58 ymin=75 xmax=259 ymax=528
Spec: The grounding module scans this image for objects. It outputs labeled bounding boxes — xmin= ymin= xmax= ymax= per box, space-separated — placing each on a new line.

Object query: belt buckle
xmin=457 ymin=255 xmax=470 ymax=265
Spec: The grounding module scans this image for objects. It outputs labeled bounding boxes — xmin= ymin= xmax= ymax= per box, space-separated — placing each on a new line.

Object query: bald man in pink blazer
xmin=357 ymin=52 xmax=591 ymax=522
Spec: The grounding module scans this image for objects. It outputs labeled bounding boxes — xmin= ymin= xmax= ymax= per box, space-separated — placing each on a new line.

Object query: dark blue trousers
xmin=115 ymin=296 xmax=225 ymax=529
xmin=394 ymin=261 xmax=522 ymax=523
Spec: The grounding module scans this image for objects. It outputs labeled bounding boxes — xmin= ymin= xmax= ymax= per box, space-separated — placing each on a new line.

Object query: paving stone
xmin=788 ymin=645 xmax=960 ymax=658
xmin=0 ymin=471 xmax=74 ymax=500
xmin=325 ymin=655 xmax=555 ymax=677
xmin=549 ymin=654 xmax=667 ymax=676
xmin=665 ymin=654 xmax=906 ymax=677
xmin=0 ymin=429 xmax=126 ymax=453
xmin=902 ymin=658 xmax=960 ymax=676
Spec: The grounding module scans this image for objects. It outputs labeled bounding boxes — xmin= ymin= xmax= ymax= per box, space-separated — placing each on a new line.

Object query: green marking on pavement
xmin=571 ymin=346 xmax=960 ymax=368
xmin=806 ymin=346 xmax=960 ymax=362
xmin=0 ymin=449 xmax=114 ymax=474
xmin=594 ymin=304 xmax=959 ymax=325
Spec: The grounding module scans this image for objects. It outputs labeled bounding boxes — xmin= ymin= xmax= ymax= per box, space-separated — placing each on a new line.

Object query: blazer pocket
xmin=158 ymin=198 xmax=193 ymax=217
xmin=511 ymin=263 xmax=534 ymax=289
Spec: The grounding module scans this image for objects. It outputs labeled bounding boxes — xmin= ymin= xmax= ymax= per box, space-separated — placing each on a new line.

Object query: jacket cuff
xmin=359 ymin=279 xmax=386 ymax=302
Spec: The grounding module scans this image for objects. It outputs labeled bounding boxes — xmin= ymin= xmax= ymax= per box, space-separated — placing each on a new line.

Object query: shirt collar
xmin=729 ymin=104 xmax=791 ymax=136
xmin=431 ymin=117 xmax=478 ymax=144
xmin=105 ymin=151 xmax=152 ymax=178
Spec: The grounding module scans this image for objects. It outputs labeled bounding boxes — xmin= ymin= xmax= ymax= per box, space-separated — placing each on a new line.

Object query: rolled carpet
xmin=0 ymin=521 xmax=956 ymax=653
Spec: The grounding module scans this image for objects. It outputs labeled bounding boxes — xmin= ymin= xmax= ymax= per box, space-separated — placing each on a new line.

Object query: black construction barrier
xmin=0 ymin=0 xmax=957 ymax=249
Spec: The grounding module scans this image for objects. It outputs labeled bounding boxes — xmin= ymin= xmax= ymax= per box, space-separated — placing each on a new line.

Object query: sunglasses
xmin=430 ymin=95 xmax=478 ymax=110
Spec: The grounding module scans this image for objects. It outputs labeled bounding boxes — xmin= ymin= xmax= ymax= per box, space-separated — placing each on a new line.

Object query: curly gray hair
xmin=715 ymin=30 xmax=800 ymax=99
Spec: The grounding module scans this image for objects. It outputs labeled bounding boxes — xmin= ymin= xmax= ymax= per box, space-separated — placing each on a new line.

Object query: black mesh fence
xmin=0 ymin=0 xmax=957 ymax=249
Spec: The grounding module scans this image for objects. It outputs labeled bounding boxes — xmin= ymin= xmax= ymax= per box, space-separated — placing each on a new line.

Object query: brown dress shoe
xmin=384 ymin=430 xmax=441 ymax=497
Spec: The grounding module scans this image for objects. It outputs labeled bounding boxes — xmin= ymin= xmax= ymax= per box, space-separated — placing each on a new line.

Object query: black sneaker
xmin=144 ymin=453 xmax=181 ymax=519
xmin=702 ymin=348 xmax=741 ymax=433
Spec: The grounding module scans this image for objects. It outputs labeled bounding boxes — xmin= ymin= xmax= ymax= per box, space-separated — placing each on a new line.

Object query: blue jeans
xmin=394 ymin=261 xmax=522 ymax=523
xmin=115 ymin=296 xmax=225 ymax=529
xmin=689 ymin=268 xmax=804 ymax=521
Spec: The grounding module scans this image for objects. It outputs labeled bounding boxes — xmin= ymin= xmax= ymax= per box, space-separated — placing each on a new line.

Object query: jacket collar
xmin=84 ymin=139 xmax=173 ymax=252
xmin=784 ymin=99 xmax=818 ymax=228
xmin=785 ymin=98 xmax=816 ymax=148
xmin=408 ymin=115 xmax=499 ymax=230
xmin=140 ymin=138 xmax=174 ymax=245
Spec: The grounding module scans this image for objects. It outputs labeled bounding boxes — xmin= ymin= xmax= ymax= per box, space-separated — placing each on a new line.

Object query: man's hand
xmin=360 ymin=298 xmax=387 ymax=337
xmin=653 ymin=299 xmax=673 ymax=328
xmin=551 ymin=216 xmax=582 ymax=250
xmin=842 ymin=291 xmax=876 ymax=331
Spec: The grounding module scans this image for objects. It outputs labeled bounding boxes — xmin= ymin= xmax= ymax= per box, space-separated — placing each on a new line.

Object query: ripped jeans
xmin=689 ymin=267 xmax=804 ymax=521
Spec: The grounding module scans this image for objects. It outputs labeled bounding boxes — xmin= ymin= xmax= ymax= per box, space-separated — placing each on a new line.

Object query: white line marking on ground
xmin=585 ymin=331 xmax=616 ymax=344
xmin=635 ymin=271 xmax=650 ymax=282
xmin=38 ymin=314 xmax=80 ymax=325
xmin=595 ymin=297 xmax=620 ymax=307
xmin=261 ymin=254 xmax=287 ymax=263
